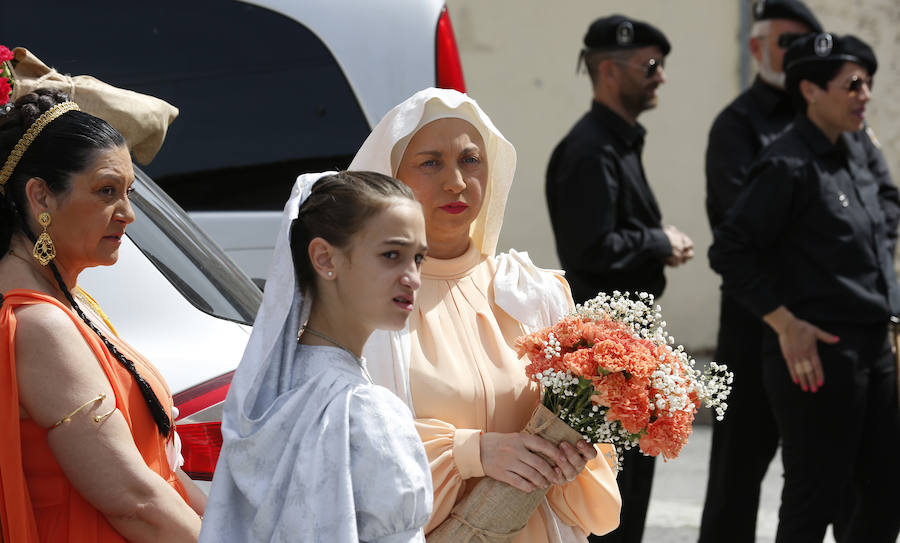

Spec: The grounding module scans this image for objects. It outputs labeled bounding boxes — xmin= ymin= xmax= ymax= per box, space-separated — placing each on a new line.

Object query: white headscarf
xmin=357 ymin=89 xmax=568 ymax=408
xmin=349 ymin=87 xmax=516 ymax=257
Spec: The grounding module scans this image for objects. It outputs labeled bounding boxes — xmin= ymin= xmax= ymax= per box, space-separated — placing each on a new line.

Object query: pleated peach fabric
xmin=408 ymin=246 xmax=621 ymax=541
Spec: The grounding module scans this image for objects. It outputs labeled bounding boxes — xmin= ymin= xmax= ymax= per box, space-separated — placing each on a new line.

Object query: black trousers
xmin=698 ymin=296 xmax=780 ymax=543
xmin=761 ymin=322 xmax=900 ymax=543
xmin=588 ymin=449 xmax=655 ymax=543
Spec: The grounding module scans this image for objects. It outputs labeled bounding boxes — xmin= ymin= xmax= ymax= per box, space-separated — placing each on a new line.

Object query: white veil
xmin=349 ymin=87 xmax=516 ymax=257
xmin=224 ymin=171 xmax=335 ymax=424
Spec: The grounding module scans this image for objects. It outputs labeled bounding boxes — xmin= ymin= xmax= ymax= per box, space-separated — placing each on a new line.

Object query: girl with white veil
xmin=199 ymin=171 xmax=433 ymax=543
xmin=355 ymin=89 xmax=621 ymax=542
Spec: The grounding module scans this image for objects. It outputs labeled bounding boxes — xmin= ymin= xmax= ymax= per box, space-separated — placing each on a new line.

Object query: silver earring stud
xmin=327 ymin=271 xmax=334 ymax=278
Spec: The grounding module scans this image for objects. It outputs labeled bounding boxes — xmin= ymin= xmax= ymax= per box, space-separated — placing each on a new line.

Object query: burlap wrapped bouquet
xmin=428 ymin=404 xmax=583 ymax=542
xmin=429 ymin=292 xmax=733 ymax=542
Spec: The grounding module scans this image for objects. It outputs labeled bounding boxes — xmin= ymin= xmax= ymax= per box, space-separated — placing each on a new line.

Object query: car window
xmin=2 ymin=0 xmax=370 ymax=211
xmin=128 ymin=167 xmax=262 ymax=325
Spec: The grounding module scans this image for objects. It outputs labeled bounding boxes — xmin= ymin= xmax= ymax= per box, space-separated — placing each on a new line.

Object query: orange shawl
xmin=0 ymin=289 xmax=187 ymax=542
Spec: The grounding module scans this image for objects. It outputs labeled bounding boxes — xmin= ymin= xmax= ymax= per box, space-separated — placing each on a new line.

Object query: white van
xmin=2 ymin=0 xmax=465 ymax=284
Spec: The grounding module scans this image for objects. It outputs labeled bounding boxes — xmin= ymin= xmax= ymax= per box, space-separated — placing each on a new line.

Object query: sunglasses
xmin=841 ymin=74 xmax=873 ymax=94
xmin=614 ymin=57 xmax=664 ymax=78
xmin=777 ymin=32 xmax=808 ymax=49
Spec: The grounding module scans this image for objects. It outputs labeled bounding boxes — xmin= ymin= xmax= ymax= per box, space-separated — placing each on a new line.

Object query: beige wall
xmin=446 ymin=0 xmax=899 ymax=352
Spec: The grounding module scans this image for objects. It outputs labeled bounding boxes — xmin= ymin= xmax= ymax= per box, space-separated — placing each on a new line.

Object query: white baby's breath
xmin=531 ymin=291 xmax=734 ymax=467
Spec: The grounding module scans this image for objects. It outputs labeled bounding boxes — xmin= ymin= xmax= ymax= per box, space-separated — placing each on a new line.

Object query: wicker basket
xmin=427 ymin=403 xmax=583 ymax=542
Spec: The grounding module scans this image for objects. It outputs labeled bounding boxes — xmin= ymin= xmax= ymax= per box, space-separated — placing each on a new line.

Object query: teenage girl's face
xmin=334 ymin=198 xmax=427 ymax=331
xmin=39 ymin=145 xmax=135 ymax=272
xmin=396 ymin=118 xmax=487 ymax=259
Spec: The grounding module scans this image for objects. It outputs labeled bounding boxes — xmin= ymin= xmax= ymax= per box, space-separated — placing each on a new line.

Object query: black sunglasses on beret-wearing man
xmin=777 ymin=32 xmax=807 ymax=49
xmin=614 ymin=57 xmax=664 ymax=78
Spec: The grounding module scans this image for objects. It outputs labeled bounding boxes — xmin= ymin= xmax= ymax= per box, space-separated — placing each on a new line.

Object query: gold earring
xmin=32 ymin=212 xmax=56 ymax=266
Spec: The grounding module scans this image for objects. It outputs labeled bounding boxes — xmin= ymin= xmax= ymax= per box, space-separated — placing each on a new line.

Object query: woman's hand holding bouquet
xmin=429 ymin=291 xmax=732 ymax=542
xmin=518 ymin=291 xmax=733 ymax=465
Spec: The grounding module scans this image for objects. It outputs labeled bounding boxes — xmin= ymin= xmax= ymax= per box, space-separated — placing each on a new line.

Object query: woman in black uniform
xmin=709 ymin=33 xmax=900 ymax=543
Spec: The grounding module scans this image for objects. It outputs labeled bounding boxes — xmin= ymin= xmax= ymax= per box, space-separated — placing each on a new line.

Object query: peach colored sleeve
xmin=415 ymin=417 xmax=484 ymax=532
xmin=546 ymin=443 xmax=621 ymax=536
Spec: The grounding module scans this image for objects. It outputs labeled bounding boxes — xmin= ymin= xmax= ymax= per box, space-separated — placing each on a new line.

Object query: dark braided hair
xmin=0 ymin=89 xmax=171 ymax=437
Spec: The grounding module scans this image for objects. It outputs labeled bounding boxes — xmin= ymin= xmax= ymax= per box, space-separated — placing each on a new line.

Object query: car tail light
xmin=176 ymin=423 xmax=223 ymax=481
xmin=435 ymin=5 xmax=466 ymax=92
xmin=172 ymin=371 xmax=234 ymax=480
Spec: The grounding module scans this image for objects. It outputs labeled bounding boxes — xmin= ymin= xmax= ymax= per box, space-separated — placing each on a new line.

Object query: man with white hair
xmin=700 ymin=1 xmax=821 ymax=542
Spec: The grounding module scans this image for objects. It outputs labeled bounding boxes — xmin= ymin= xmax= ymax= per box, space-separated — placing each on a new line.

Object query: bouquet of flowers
xmin=429 ymin=292 xmax=732 ymax=542
xmin=519 ymin=291 xmax=732 ymax=463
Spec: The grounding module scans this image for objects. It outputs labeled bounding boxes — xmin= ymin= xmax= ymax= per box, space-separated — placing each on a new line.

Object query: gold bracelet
xmin=50 ymin=393 xmax=107 ymax=429
xmin=93 ymin=407 xmax=116 ymax=424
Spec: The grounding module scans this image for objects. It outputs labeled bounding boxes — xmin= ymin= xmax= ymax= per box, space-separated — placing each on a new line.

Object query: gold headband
xmin=0 ymin=101 xmax=81 ymax=195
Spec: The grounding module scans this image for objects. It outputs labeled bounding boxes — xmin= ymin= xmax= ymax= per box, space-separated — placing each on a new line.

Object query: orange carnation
xmin=639 ymin=410 xmax=694 ymax=459
xmin=563 ymin=348 xmax=598 ymax=378
xmin=594 ymin=372 xmax=651 ymax=434
xmin=551 ymin=317 xmax=587 ymax=350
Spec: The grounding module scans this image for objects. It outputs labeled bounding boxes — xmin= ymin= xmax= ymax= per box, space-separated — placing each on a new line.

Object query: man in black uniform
xmin=701 ymin=2 xmax=896 ymax=541
xmin=700 ymin=2 xmax=822 ymax=541
xmin=545 ymin=14 xmax=692 ymax=543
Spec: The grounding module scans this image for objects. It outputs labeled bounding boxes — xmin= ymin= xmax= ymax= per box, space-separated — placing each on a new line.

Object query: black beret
xmin=583 ymin=14 xmax=671 ymax=56
xmin=784 ymin=33 xmax=878 ymax=76
xmin=752 ymin=0 xmax=823 ymax=33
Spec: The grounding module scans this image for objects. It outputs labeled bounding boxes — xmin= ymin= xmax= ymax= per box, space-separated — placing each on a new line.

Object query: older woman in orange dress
xmin=0 ymin=89 xmax=204 ymax=542
xmin=355 ymin=88 xmax=621 ymax=542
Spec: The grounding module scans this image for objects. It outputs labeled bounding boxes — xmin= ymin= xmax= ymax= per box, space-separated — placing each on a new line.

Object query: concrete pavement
xmin=642 ymin=424 xmax=838 ymax=543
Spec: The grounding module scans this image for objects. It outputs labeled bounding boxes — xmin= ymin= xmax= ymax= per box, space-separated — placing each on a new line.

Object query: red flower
xmin=0 ymin=46 xmax=13 ymax=63
xmin=0 ymin=78 xmax=11 ymax=106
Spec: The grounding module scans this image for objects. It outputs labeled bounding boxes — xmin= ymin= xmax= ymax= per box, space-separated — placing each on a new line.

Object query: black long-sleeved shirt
xmin=706 ymin=76 xmax=896 ymax=243
xmin=709 ymin=114 xmax=900 ymax=325
xmin=706 ymin=76 xmax=796 ymax=231
xmin=546 ymin=101 xmax=671 ymax=303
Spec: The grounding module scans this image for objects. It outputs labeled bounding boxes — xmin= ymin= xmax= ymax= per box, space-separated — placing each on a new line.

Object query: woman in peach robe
xmin=356 ymin=88 xmax=621 ymax=542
